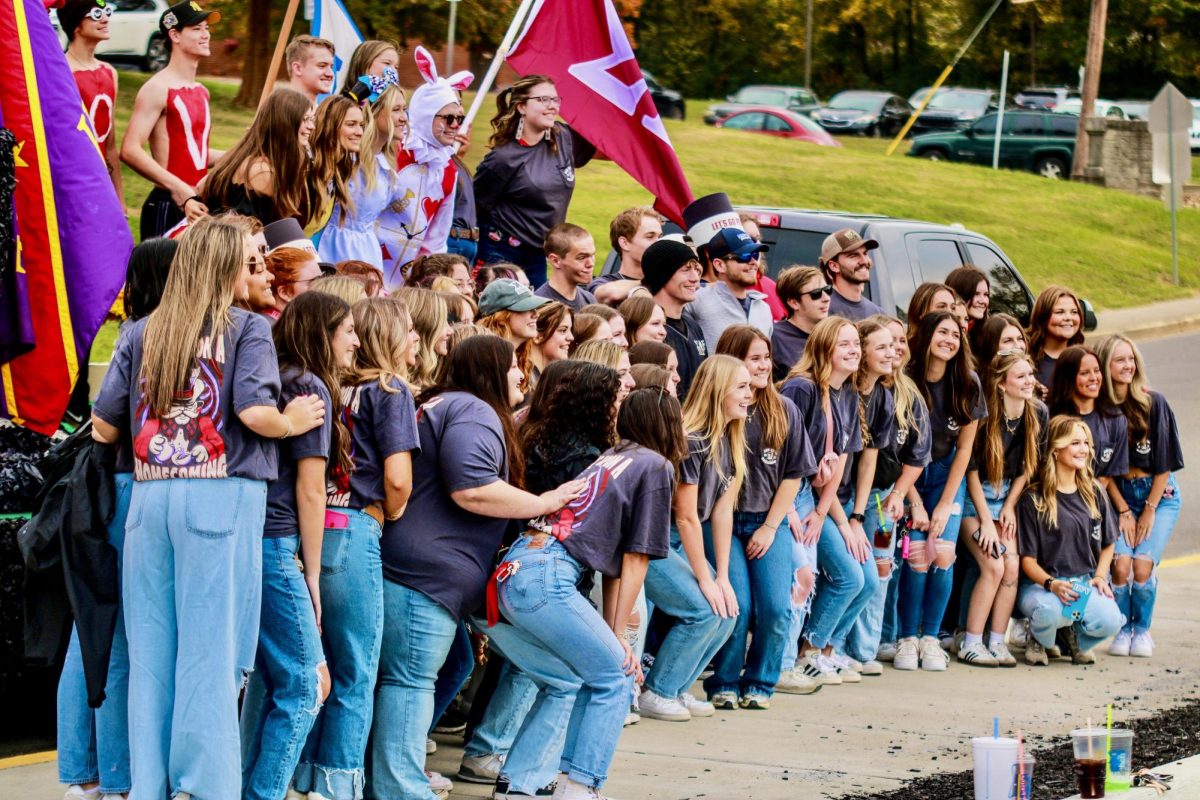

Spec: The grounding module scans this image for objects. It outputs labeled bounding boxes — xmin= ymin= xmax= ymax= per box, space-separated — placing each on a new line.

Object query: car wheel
xmin=145 ymin=34 xmax=168 ymax=72
xmin=665 ymin=104 xmax=684 ymax=121
xmin=1036 ymin=156 xmax=1068 ymax=179
xmin=869 ymin=124 xmax=881 ymax=138
xmin=923 ymin=149 xmax=948 ymax=161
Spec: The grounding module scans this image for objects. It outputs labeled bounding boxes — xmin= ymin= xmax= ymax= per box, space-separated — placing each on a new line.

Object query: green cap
xmin=478 ymin=278 xmax=549 ymax=317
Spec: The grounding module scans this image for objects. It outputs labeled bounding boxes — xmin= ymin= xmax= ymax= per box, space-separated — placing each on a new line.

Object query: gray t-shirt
xmin=451 ymin=164 xmax=476 ymax=230
xmin=1128 ymin=390 xmax=1184 ymax=475
xmin=779 ymin=376 xmax=863 ymax=458
xmin=923 ymin=371 xmax=987 ymax=463
xmin=828 ymin=287 xmax=884 ymax=321
xmin=534 ymin=282 xmax=598 ymax=312
xmin=530 ymin=442 xmax=673 ymax=577
xmin=739 ymin=397 xmax=817 ymax=514
xmin=680 ymin=433 xmax=734 ymax=524
xmin=1018 ymin=487 xmax=1118 ymax=578
xmin=264 ymin=370 xmax=333 ymax=538
xmin=327 ymin=377 xmax=420 ymax=510
xmin=891 ymin=391 xmax=933 ymax=469
xmin=771 ymin=320 xmax=810 ymax=382
xmin=93 ymin=309 xmax=281 ymax=482
xmin=382 ymin=392 xmax=509 ymax=619
xmin=1080 ymin=407 xmax=1129 ymax=478
xmin=838 ymin=384 xmax=897 ymax=503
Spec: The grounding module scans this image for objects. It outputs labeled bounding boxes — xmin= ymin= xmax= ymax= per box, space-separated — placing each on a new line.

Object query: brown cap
xmin=820 ymin=228 xmax=878 ymax=264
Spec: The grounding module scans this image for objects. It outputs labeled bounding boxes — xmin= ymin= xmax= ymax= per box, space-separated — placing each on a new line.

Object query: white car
xmin=50 ymin=0 xmax=171 ymax=72
xmin=1192 ymin=100 xmax=1200 ymax=152
xmin=1053 ymin=98 xmax=1128 ymax=119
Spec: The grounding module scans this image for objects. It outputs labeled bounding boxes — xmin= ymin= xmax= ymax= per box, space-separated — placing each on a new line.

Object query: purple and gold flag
xmin=0 ymin=0 xmax=132 ymax=434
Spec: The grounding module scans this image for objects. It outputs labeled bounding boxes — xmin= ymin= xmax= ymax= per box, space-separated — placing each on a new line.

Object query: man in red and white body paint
xmin=120 ymin=1 xmax=223 ymax=240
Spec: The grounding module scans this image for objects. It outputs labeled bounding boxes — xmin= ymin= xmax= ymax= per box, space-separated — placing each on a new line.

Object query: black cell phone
xmin=971 ymin=528 xmax=1006 ymax=558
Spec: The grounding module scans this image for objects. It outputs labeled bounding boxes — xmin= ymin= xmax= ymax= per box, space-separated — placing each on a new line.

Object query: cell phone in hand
xmin=971 ymin=528 xmax=1006 ymax=558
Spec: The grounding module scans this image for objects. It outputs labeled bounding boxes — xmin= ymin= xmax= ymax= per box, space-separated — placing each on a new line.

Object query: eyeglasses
xmin=435 ymin=114 xmax=466 ymax=127
xmin=87 ymin=5 xmax=115 ymax=21
xmin=529 ymin=95 xmax=562 ymax=107
xmin=804 ymin=285 xmax=834 ymax=301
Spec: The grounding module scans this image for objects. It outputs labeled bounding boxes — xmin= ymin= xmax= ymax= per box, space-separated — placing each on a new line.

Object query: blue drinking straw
xmin=993 ymin=717 xmax=1000 ymax=739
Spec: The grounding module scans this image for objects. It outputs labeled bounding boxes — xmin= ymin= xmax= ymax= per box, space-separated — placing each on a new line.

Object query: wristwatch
xmin=1043 ymin=577 xmax=1054 ymax=592
xmin=849 ymin=512 xmax=866 ymax=523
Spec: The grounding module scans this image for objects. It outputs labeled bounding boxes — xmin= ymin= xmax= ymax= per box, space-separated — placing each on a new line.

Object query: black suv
xmin=643 ymin=70 xmax=686 ymax=120
xmin=912 ymin=88 xmax=998 ymax=134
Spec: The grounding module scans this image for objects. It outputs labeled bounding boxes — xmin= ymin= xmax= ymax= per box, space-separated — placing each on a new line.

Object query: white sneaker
xmin=1025 ymin=638 xmax=1049 ymax=666
xmin=64 ymin=787 xmax=99 ymax=800
xmin=775 ymin=668 xmax=822 ymax=694
xmin=637 ymin=689 xmax=691 ymax=722
xmin=860 ymin=659 xmax=885 ymax=676
xmin=1130 ymin=631 xmax=1155 ymax=658
xmin=426 ymin=737 xmax=436 ymax=754
xmin=797 ymin=651 xmax=842 ymax=685
xmin=678 ymin=691 xmax=715 ymax=717
xmin=426 ymin=770 xmax=453 ymax=793
xmin=100 ymin=795 xmax=127 ymax=800
xmin=1108 ymin=629 xmax=1133 ymax=656
xmin=739 ymin=692 xmax=771 ymax=710
xmin=957 ymin=640 xmax=999 ymax=667
xmin=710 ymin=690 xmax=738 ymax=710
xmin=876 ymin=641 xmax=898 ymax=662
xmin=893 ymin=637 xmax=920 ymax=671
xmin=459 ymin=753 xmax=506 ymax=784
xmin=1006 ymin=618 xmax=1030 ymax=651
xmin=285 ymin=789 xmax=308 ymax=800
xmin=919 ymin=636 xmax=949 ymax=671
xmin=988 ymin=640 xmax=1018 ymax=668
xmin=825 ymin=652 xmax=862 ymax=683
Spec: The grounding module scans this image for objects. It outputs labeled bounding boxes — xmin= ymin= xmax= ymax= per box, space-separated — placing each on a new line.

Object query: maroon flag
xmin=506 ymin=0 xmax=694 ymax=225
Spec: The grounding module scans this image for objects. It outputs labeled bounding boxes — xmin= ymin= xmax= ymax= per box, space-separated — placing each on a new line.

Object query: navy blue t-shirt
xmin=664 ymin=313 xmax=708 ymax=400
xmin=838 ymin=384 xmax=897 ymax=504
xmin=1127 ymin=390 xmax=1184 ymax=475
xmin=327 ymin=377 xmax=420 ymax=510
xmin=264 ymin=370 xmax=333 ymax=538
xmin=681 ymin=433 xmax=735 ymax=524
xmin=891 ymin=391 xmax=933 ymax=469
xmin=829 ymin=289 xmax=884 ymax=322
xmin=970 ymin=400 xmax=1049 ymax=483
xmin=739 ymin=397 xmax=817 ymax=513
xmin=922 ymin=371 xmax=987 ymax=463
xmin=94 ymin=308 xmax=281 ymax=482
xmin=771 ymin=320 xmax=810 ymax=382
xmin=530 ymin=442 xmax=673 ymax=577
xmin=382 ymin=392 xmax=510 ymax=619
xmin=1081 ymin=407 xmax=1129 ymax=478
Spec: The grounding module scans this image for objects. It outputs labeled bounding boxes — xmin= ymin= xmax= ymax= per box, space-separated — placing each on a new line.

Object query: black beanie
xmin=640 ymin=239 xmax=697 ymax=295
xmin=58 ymin=0 xmax=103 ymax=43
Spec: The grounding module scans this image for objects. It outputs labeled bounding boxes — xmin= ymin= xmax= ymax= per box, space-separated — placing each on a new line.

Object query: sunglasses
xmin=87 ymin=5 xmax=115 ymax=20
xmin=721 ymin=251 xmax=760 ymax=264
xmin=804 ymin=285 xmax=834 ymax=301
xmin=435 ymin=114 xmax=466 ymax=127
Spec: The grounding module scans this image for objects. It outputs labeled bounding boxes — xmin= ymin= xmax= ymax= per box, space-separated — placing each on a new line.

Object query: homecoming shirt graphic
xmin=532 ymin=452 xmax=635 ymax=540
xmin=133 ymin=335 xmax=227 ymax=480
xmin=326 ymin=384 xmax=361 ymax=507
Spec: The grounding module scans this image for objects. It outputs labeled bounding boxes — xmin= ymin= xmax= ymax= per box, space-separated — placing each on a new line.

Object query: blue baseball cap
xmin=708 ymin=227 xmax=768 ymax=260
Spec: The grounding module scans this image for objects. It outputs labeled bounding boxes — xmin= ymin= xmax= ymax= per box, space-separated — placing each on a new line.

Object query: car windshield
xmin=735 ymin=87 xmax=788 ymax=106
xmin=928 ymin=91 xmax=990 ymax=111
xmin=827 ymin=93 xmax=884 ymax=112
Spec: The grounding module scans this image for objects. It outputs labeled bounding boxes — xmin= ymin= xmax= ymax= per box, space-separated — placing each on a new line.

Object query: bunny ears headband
xmin=406 ymin=45 xmax=474 ymax=151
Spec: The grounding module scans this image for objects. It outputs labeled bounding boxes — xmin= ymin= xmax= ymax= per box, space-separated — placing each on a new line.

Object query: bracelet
xmin=279 ymin=415 xmax=293 ymax=439
xmin=849 ymin=512 xmax=866 ymax=523
xmin=180 ymin=194 xmax=202 ymax=210
xmin=1043 ymin=577 xmax=1054 ymax=592
xmin=1119 ymin=509 xmax=1133 ymax=517
xmin=911 ymin=498 xmax=924 ymax=509
xmin=1146 ymin=500 xmax=1159 ymax=511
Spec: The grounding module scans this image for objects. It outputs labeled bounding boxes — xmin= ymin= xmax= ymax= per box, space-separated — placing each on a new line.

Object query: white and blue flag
xmin=313 ymin=0 xmax=364 ymax=92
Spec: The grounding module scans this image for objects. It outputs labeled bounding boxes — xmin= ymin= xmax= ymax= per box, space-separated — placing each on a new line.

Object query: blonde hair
xmin=447 ymin=322 xmax=494 ymax=354
xmin=979 ymin=350 xmax=1041 ymax=490
xmin=1031 ymin=415 xmax=1100 ymax=527
xmin=876 ymin=315 xmax=921 ymax=439
xmin=1095 ymin=334 xmax=1152 ymax=444
xmin=716 ymin=324 xmax=789 ymax=453
xmin=682 ymin=355 xmax=749 ymax=499
xmin=787 ymin=315 xmax=856 ymax=402
xmin=140 ymin=214 xmax=247 ymax=415
xmin=343 ymin=39 xmax=400 ymax=92
xmin=574 ymin=339 xmax=622 ymax=369
xmin=359 ymin=84 xmax=405 ymax=193
xmin=310 ymin=274 xmax=368 ymax=305
xmin=854 ymin=316 xmax=891 ymax=447
xmin=395 ymin=287 xmax=448 ymax=390
xmin=349 ymin=297 xmax=411 ymax=391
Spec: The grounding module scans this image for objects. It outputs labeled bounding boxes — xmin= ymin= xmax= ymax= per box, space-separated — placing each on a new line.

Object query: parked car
xmin=1192 ymin=100 xmax=1200 ymax=152
xmin=908 ymin=86 xmax=942 ymax=109
xmin=51 ymin=0 xmax=171 ymax=72
xmin=1054 ymin=98 xmax=1127 ymax=119
xmin=715 ymin=108 xmax=840 ymax=147
xmin=704 ymin=85 xmax=820 ymax=125
xmin=1114 ymin=99 xmax=1151 ymax=121
xmin=911 ymin=88 xmax=998 ymax=134
xmin=908 ymin=110 xmax=1077 ymax=178
xmin=814 ymin=91 xmax=912 ymax=137
xmin=600 ymin=207 xmax=1097 ymax=331
xmin=642 ymin=70 xmax=686 ymax=121
xmin=1014 ymin=86 xmax=1080 ymax=111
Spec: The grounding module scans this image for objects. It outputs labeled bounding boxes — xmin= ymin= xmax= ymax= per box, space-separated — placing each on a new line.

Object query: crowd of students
xmin=53 ymin=2 xmax=1185 ymax=800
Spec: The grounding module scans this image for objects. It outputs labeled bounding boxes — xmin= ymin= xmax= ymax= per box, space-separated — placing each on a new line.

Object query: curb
xmin=1058 ymin=752 xmax=1200 ymax=799
xmin=1100 ymin=314 xmax=1200 ymax=341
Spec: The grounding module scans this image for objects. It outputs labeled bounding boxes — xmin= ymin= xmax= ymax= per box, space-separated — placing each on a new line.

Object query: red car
xmin=715 ymin=107 xmax=841 ymax=147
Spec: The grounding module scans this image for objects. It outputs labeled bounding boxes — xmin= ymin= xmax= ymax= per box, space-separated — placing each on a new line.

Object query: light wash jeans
xmin=123 ymin=477 xmax=267 ymax=800
xmin=57 ymin=472 xmax=133 ymax=794
xmin=1113 ymin=474 xmax=1182 ymax=634
xmin=240 ymin=534 xmax=325 ymax=800
xmin=369 ymin=582 xmax=460 ymax=800
xmin=492 ymin=536 xmax=630 ymax=790
xmin=957 ymin=478 xmax=1012 ymax=630
xmin=898 ymin=450 xmax=965 ymax=639
xmin=845 ymin=486 xmax=894 ymax=663
xmin=704 ymin=510 xmax=794 ymax=697
xmin=1017 ymin=578 xmax=1125 ymax=652
xmin=781 ymin=483 xmax=817 ymax=668
xmin=295 ymin=508 xmax=384 ymax=800
xmin=462 ymin=657 xmax=538 ymax=758
xmin=642 ymin=524 xmax=736 ymax=698
xmin=804 ymin=494 xmax=880 ymax=651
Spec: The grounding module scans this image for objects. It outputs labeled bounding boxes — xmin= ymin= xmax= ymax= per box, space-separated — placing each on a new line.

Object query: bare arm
xmin=672 ymin=483 xmax=710 ymax=583
xmin=610 ymin=553 xmax=649 ymax=634
xmin=451 ymin=478 xmax=584 ymax=519
xmin=91 ymin=415 xmax=120 ymax=444
xmin=592 ymin=278 xmax=642 ymax=305
xmin=382 ymin=450 xmax=413 ymax=520
xmin=120 ymin=80 xmax=191 ymax=202
xmin=239 ymin=394 xmax=325 ymax=439
xmin=296 ymin=457 xmax=326 ymax=625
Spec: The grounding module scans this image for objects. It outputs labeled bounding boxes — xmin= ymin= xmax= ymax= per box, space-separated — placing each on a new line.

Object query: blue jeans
xmin=703 ymin=511 xmax=793 ymax=697
xmin=957 ymin=479 xmax=1012 ymax=630
xmin=431 ymin=621 xmax=474 ymax=734
xmin=492 ymin=537 xmax=630 ymax=790
xmin=462 ymin=658 xmax=538 ymax=758
xmin=781 ymin=483 xmax=816 ymax=669
xmin=1017 ymin=578 xmax=1125 ymax=652
xmin=241 ymin=535 xmax=325 ymax=800
xmin=477 ymin=226 xmax=548 ymax=287
xmin=1113 ymin=474 xmax=1181 ymax=633
xmin=295 ymin=508 xmax=384 ymax=800
xmin=642 ymin=524 xmax=736 ymax=698
xmin=445 ymin=235 xmax=478 ymax=265
xmin=123 ymin=477 xmax=266 ymax=800
xmin=57 ymin=472 xmax=133 ymax=793
xmin=846 ymin=487 xmax=894 ymax=662
xmin=898 ymin=451 xmax=966 ymax=639
xmin=804 ymin=495 xmax=880 ymax=651
xmin=369 ymin=582 xmax=459 ymax=800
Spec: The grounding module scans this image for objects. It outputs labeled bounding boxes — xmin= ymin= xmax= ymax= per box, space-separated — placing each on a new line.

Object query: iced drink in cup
xmin=1105 ymin=729 xmax=1134 ymax=791
xmin=1012 ymin=755 xmax=1035 ymax=800
xmin=1071 ymin=728 xmax=1109 ymax=798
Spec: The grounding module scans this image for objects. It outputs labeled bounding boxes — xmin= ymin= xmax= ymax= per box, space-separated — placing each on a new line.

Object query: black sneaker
xmin=433 ymin=706 xmax=468 ymax=736
xmin=493 ymin=776 xmax=556 ymax=798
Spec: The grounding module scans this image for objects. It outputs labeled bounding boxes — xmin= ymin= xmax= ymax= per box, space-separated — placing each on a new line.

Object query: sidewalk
xmin=1094 ymin=292 xmax=1200 ymax=340
xmin=4 ymin=554 xmax=1199 ymax=799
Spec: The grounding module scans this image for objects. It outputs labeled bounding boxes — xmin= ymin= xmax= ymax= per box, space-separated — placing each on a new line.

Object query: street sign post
xmin=1149 ymin=83 xmax=1192 ymax=286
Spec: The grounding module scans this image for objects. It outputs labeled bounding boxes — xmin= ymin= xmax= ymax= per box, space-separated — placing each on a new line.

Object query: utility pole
xmin=804 ymin=0 xmax=813 ymax=91
xmin=446 ymin=0 xmax=460 ymax=75
xmin=1071 ymin=0 xmax=1108 ymax=179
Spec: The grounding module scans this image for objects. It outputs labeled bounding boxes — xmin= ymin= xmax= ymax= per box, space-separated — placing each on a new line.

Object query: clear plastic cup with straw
xmin=973 ymin=718 xmax=1018 ymax=800
xmin=1071 ymin=724 xmax=1109 ymax=798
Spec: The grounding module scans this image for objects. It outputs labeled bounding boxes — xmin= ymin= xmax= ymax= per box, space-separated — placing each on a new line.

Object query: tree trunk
xmin=234 ymin=0 xmax=274 ymax=108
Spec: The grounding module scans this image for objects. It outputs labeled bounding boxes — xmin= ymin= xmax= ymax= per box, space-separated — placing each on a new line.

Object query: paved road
xmin=1140 ymin=331 xmax=1198 ymax=558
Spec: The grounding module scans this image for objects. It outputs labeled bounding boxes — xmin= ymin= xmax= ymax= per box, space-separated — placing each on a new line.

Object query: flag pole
xmin=461 ymin=0 xmax=539 ymax=132
xmin=258 ymin=0 xmax=304 ymax=110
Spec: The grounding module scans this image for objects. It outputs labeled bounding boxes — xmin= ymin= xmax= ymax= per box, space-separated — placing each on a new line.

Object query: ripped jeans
xmin=241 ymin=534 xmax=326 ymax=800
xmin=898 ymin=451 xmax=965 ymax=640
